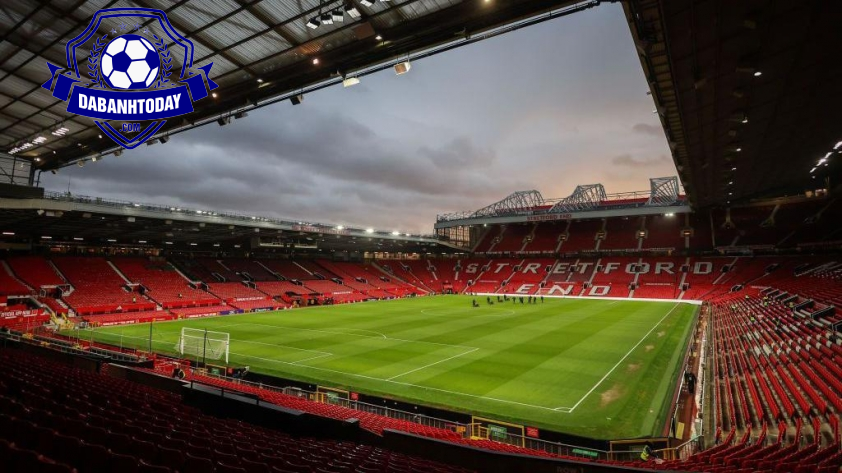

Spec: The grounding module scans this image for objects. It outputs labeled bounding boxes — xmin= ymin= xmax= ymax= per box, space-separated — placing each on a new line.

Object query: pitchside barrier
xmin=469 ymin=416 xmax=525 ymax=447
xmin=191 ymin=369 xmax=654 ymax=462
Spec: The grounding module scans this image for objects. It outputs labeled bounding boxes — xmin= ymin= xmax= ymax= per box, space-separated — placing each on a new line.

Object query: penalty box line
xmin=560 ymin=302 xmax=681 ymax=413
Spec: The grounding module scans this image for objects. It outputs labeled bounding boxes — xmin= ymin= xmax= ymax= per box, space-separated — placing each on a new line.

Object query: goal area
xmin=176 ymin=328 xmax=230 ymax=364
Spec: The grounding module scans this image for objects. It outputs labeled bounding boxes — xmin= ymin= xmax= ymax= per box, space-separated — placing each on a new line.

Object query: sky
xmin=41 ymin=2 xmax=677 ymax=235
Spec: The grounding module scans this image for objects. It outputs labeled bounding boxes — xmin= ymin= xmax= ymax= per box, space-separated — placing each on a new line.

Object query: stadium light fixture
xmin=146 ymin=138 xmax=158 ymax=146
xmin=41 ymin=236 xmax=52 ymax=240
xmin=753 ymin=71 xmax=762 ymax=77
xmin=160 ymin=135 xmax=169 ymax=144
xmin=810 ymin=167 xmax=817 ymax=173
xmin=217 ymin=116 xmax=231 ymax=126
xmin=365 ymin=228 xmax=374 ymax=234
xmin=164 ymin=241 xmax=173 ymax=245
xmin=51 ymin=127 xmax=69 ymax=137
xmin=391 ymin=231 xmax=400 ymax=235
xmin=256 ymin=78 xmax=263 ymax=83
xmin=212 ymin=92 xmax=218 ymax=98
xmin=91 ymin=156 xmax=98 ymax=162
xmin=345 ymin=5 xmax=361 ymax=18
xmin=312 ymin=58 xmax=320 ymax=65
xmin=343 ymin=77 xmax=360 ymax=87
xmin=138 ymin=240 xmax=147 ymax=244
xmin=234 ymin=111 xmax=248 ymax=119
xmin=320 ymin=13 xmax=333 ymax=25
xmin=33 ymin=136 xmax=47 ymax=144
xmin=73 ymin=237 xmax=83 ymax=241
xmin=332 ymin=9 xmax=344 ymax=22
xmin=394 ymin=60 xmax=411 ymax=75
xmin=114 ymin=149 xmax=122 ymax=157
xmin=336 ymin=225 xmax=344 ymax=230
xmin=2 ymin=232 xmax=14 ymax=236
xmin=34 ymin=157 xmax=41 ymax=162
xmin=835 ymin=141 xmax=842 ymax=150
xmin=107 ymin=239 xmax=117 ymax=243
xmin=359 ymin=0 xmax=374 ymax=6
xmin=735 ymin=147 xmax=742 ymax=152
xmin=307 ymin=17 xmax=320 ymax=29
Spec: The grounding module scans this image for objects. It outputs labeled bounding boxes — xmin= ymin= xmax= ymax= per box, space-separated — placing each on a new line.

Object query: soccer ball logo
xmin=101 ymin=34 xmax=160 ymax=90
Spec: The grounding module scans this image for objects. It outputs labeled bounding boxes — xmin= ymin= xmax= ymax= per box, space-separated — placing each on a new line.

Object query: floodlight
xmin=342 ymin=77 xmax=360 ymax=87
xmin=345 ymin=5 xmax=361 ymax=17
xmin=359 ymin=0 xmax=374 ymax=6
xmin=394 ymin=61 xmax=411 ymax=75
xmin=320 ymin=13 xmax=333 ymax=25
xmin=332 ymin=9 xmax=344 ymax=22
xmin=307 ymin=17 xmax=320 ymax=29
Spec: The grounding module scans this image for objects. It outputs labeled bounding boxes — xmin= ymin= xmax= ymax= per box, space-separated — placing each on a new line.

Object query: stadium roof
xmin=625 ymin=0 xmax=842 ymax=208
xmin=1 ymin=0 xmax=595 ymax=171
xmin=0 ymin=191 xmax=452 ymax=253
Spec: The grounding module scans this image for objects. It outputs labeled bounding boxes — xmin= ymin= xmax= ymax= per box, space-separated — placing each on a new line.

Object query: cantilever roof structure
xmin=625 ymin=0 xmax=842 ymax=207
xmin=2 ymin=0 xmax=839 ymax=209
xmin=0 ymin=0 xmax=591 ymax=170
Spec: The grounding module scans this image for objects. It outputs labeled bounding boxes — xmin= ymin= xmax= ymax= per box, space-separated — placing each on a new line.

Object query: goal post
xmin=176 ymin=328 xmax=230 ymax=364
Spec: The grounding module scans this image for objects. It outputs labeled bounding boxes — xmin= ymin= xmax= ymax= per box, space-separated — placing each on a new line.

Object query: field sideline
xmin=75 ymin=296 xmax=698 ymax=439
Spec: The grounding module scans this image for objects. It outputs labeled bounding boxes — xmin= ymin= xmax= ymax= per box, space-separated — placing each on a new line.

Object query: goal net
xmin=177 ymin=328 xmax=230 ymax=364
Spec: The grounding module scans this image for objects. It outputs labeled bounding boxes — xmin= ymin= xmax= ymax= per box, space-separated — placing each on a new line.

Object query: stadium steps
xmin=371 ymin=262 xmax=431 ymax=294
xmin=106 ymin=260 xmax=132 ymax=284
xmin=47 ymin=260 xmax=74 ymax=296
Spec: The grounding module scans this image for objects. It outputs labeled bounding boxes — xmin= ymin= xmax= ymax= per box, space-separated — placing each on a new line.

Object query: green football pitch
xmin=74 ymin=296 xmax=698 ymax=440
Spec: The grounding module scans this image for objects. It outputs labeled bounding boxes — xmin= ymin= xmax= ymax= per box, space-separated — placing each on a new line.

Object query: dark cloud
xmin=41 ymin=3 xmax=677 ymax=234
xmin=632 ymin=123 xmax=662 ymax=136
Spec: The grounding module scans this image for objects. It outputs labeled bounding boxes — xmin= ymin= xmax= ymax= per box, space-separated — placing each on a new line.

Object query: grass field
xmin=73 ymin=296 xmax=698 ymax=440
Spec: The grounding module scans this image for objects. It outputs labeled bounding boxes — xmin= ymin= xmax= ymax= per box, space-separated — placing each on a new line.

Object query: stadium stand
xmin=0 ymin=263 xmax=31 ymax=296
xmin=259 ymin=259 xmax=319 ymax=280
xmin=53 ymin=257 xmax=156 ymax=315
xmin=600 ymin=217 xmax=642 ymax=251
xmin=256 ymin=280 xmax=312 ymax=298
xmin=222 ymin=259 xmax=277 ymax=282
xmin=207 ymin=282 xmax=272 ymax=303
xmin=521 ymin=222 xmax=565 ymax=254
xmin=0 ymin=346 xmax=472 ymax=473
xmin=375 ymin=261 xmax=433 ymax=293
xmin=113 ymin=258 xmax=221 ymax=309
xmin=491 ymin=224 xmax=534 ymax=253
xmin=560 ymin=219 xmax=601 ymax=253
xmin=7 ymin=255 xmax=66 ymax=289
xmin=641 ymin=214 xmax=685 ymax=250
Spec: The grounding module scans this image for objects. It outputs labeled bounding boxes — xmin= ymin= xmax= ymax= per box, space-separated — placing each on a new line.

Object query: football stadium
xmin=0 ymin=1 xmax=841 ymax=473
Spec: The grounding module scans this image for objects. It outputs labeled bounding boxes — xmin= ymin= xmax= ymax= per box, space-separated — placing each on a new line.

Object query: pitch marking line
xmin=228 ymin=322 xmax=476 ymax=350
xmin=386 ymin=347 xmax=479 ymax=381
xmin=562 ymin=302 xmax=681 ymax=413
xmin=242 ymin=354 xmax=562 ymax=412
xmin=98 ymin=332 xmax=333 ymax=361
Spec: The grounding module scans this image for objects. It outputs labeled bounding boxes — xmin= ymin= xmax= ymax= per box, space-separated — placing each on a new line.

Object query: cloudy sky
xmin=42 ymin=2 xmax=677 ymax=235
